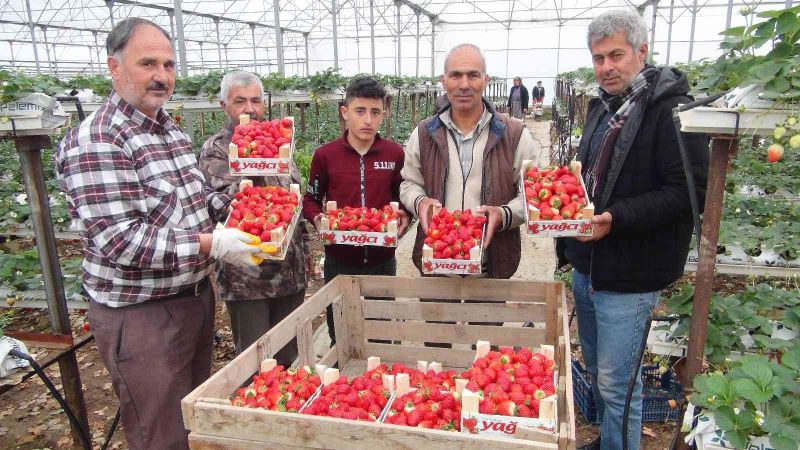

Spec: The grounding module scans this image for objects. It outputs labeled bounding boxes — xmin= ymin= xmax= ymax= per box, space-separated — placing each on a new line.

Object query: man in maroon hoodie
xmin=303 ymin=76 xmax=409 ymax=345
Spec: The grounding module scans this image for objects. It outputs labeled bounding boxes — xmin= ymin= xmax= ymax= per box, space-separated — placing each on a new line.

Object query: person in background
xmin=532 ymin=80 xmax=546 ymax=104
xmin=302 ymin=76 xmax=409 ymax=346
xmin=506 ymin=76 xmax=529 ymax=119
xmin=198 ymin=71 xmax=311 ymax=364
xmin=54 ymin=18 xmax=262 ymax=449
xmin=557 ymin=9 xmax=709 ymax=450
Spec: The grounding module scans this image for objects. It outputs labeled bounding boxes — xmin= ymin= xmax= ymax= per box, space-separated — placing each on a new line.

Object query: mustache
xmin=147 ymin=81 xmax=169 ymax=91
xmin=453 ymin=89 xmax=477 ymax=96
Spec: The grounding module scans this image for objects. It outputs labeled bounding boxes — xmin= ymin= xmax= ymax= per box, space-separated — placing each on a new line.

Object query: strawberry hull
xmin=228 ymin=116 xmax=295 ymax=176
xmin=520 ymin=160 xmax=595 ymax=238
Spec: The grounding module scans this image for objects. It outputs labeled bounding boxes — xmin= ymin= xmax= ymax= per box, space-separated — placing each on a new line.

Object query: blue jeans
xmin=572 ymin=269 xmax=660 ymax=450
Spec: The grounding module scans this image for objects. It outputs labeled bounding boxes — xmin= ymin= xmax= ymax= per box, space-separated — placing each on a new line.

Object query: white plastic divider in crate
xmin=420 ymin=206 xmax=485 ymax=275
xmin=521 ymin=160 xmax=595 ymax=237
xmin=228 ymin=114 xmax=294 ymax=176
xmin=319 ymin=201 xmax=400 ymax=247
xmin=460 ymin=341 xmax=558 ymax=438
xmin=222 ymin=180 xmax=302 ymax=261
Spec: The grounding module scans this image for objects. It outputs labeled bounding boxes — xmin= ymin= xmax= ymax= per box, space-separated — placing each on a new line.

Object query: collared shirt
xmin=55 ymin=92 xmax=230 ymax=307
xmin=198 ymin=124 xmax=309 ymax=301
xmin=438 ymin=106 xmax=493 ymax=182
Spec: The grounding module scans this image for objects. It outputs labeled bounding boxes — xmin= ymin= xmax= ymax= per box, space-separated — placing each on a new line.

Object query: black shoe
xmin=577 ymin=437 xmax=600 ymax=450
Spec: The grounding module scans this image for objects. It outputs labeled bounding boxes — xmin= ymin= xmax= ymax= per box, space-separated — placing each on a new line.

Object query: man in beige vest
xmin=400 ymin=44 xmax=541 ymax=347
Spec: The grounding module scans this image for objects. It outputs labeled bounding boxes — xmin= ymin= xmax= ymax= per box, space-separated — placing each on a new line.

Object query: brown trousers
xmin=225 ymin=289 xmax=306 ymax=366
xmin=88 ymin=280 xmax=215 ymax=450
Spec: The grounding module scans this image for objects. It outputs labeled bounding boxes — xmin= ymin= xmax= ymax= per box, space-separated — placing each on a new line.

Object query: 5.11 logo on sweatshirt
xmin=373 ymin=161 xmax=396 ymax=170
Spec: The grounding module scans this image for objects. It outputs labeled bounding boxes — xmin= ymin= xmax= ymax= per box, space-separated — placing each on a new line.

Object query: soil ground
xmin=0 ymin=118 xmax=743 ymax=449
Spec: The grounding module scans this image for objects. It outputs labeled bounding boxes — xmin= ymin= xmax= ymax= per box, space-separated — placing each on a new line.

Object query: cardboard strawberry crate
xmin=228 ymin=114 xmax=295 ymax=176
xmin=222 ymin=180 xmax=302 ymax=261
xmin=521 ymin=160 xmax=595 ymax=238
xmin=182 ymin=276 xmax=576 ymax=449
xmin=319 ymin=201 xmax=400 ymax=248
xmin=420 ymin=207 xmax=486 ymax=276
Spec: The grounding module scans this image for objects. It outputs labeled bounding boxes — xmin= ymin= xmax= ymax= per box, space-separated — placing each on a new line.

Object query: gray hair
xmin=106 ymin=18 xmax=171 ymax=59
xmin=220 ymin=71 xmax=263 ymax=103
xmin=443 ymin=43 xmax=487 ymax=75
xmin=587 ymin=9 xmax=648 ymax=50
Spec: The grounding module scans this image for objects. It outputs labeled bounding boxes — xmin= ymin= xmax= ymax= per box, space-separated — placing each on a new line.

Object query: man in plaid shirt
xmin=199 ymin=71 xmax=311 ymax=363
xmin=54 ymin=18 xmax=263 ymax=450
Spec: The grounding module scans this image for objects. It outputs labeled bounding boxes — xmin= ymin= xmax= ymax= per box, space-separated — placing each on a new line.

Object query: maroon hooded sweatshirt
xmin=302 ymin=131 xmax=405 ymax=267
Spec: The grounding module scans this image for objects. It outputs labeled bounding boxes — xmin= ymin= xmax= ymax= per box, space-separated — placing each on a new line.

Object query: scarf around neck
xmin=585 ymin=65 xmax=658 ymax=201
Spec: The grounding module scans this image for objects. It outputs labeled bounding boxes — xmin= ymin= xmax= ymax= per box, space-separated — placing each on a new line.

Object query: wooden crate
xmin=182 ymin=276 xmax=576 ymax=449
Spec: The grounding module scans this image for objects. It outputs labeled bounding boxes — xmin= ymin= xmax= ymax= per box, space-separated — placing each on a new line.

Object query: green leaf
xmin=724 ymin=430 xmax=749 ymax=449
xmin=740 ymin=356 xmax=774 ymax=387
xmin=715 ymin=405 xmax=737 ymax=430
xmin=750 ymin=61 xmax=783 ymax=81
xmin=732 ymin=378 xmax=774 ymax=403
xmin=772 ymin=436 xmax=800 ymax=450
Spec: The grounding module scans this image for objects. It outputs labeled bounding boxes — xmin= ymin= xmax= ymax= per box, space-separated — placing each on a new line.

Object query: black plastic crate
xmin=572 ymin=359 xmax=683 ymax=424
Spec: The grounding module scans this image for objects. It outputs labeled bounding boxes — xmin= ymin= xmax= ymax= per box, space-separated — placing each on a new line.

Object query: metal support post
xmin=107 ymin=0 xmax=115 ymax=27
xmin=274 ymin=0 xmax=285 ymax=75
xmin=250 ymin=24 xmax=257 ymax=73
xmin=198 ymin=42 xmax=204 ymax=67
xmin=41 ymin=27 xmax=54 ymax=75
xmin=688 ymin=0 xmax=698 ymax=61
xmin=168 ymin=10 xmax=178 ymax=72
xmin=666 ymin=0 xmax=674 ymax=64
xmin=14 ymin=135 xmax=90 ymax=447
xmin=93 ymin=31 xmax=102 ymax=74
xmin=214 ymin=19 xmax=223 ymax=70
xmin=649 ymin=0 xmax=658 ymax=64
xmin=430 ymin=20 xmax=435 ymax=77
xmin=173 ymin=0 xmax=194 ymax=136
xmin=331 ymin=0 xmax=339 ymax=70
xmin=396 ymin=3 xmax=402 ymax=76
xmin=24 ymin=0 xmax=41 ymax=74
xmin=725 ymin=0 xmax=734 ymax=29
xmin=224 ymin=43 xmax=229 ymax=69
xmin=304 ymin=33 xmax=309 ymax=76
xmin=370 ymin=0 xmax=376 ymax=74
xmin=677 ymin=136 xmax=738 ymax=449
xmin=415 ymin=12 xmax=420 ymax=77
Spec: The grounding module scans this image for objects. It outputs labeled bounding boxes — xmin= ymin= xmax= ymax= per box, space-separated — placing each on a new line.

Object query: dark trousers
xmin=323 ymin=255 xmax=396 ymax=344
xmin=225 ymin=290 xmax=306 ymax=366
xmin=87 ymin=279 xmax=215 ymax=450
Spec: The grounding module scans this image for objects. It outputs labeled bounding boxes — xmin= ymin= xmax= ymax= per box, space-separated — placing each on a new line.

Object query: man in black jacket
xmin=557 ymin=10 xmax=708 ymax=450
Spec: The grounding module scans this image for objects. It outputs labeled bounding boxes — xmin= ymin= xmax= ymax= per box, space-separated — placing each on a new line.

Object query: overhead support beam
xmin=24 ymin=0 xmax=41 ymax=74
xmin=113 ymin=0 xmax=305 ymax=34
xmin=274 ymin=0 xmax=285 ymax=75
xmin=394 ymin=0 xmax=437 ymax=22
xmin=331 ymin=0 xmax=339 ymax=70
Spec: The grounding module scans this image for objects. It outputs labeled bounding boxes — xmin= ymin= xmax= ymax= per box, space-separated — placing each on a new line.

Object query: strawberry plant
xmin=230 ymin=365 xmax=321 ymax=411
xmin=302 ymin=374 xmax=390 ymax=421
xmin=690 ymin=350 xmax=800 ymax=449
xmin=695 ymin=6 xmax=800 ymax=104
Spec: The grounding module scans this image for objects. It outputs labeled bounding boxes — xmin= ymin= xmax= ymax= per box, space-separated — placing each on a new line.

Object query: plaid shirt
xmin=55 ymin=92 xmax=231 ymax=307
xmin=199 ymin=125 xmax=309 ymax=301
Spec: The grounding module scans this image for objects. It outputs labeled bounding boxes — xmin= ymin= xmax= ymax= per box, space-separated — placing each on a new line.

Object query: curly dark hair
xmin=345 ymin=76 xmax=387 ymax=105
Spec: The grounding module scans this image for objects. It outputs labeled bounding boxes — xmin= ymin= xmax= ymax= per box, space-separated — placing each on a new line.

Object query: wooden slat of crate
xmin=362 ymin=300 xmax=546 ymax=323
xmin=359 ymin=275 xmax=551 ymax=302
xmin=182 ymin=278 xmax=345 ymax=429
xmin=362 ymin=320 xmax=548 ymax=347
xmin=190 ymin=401 xmax=558 ymax=449
xmin=365 ymin=342 xmax=477 ymax=368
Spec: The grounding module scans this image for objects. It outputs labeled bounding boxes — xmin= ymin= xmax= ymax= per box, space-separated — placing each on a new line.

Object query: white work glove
xmin=210 ymin=228 xmax=263 ymax=268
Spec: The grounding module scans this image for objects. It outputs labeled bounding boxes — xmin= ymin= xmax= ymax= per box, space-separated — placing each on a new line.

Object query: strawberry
xmin=407 ymin=410 xmax=422 ymax=426
xmin=509 ymin=391 xmax=526 ymax=405
xmin=496 ymin=400 xmax=517 ymax=416
xmin=479 ymin=399 xmax=496 ymax=414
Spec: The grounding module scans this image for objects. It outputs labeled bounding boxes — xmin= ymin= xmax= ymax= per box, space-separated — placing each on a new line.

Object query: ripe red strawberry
xmin=479 ymin=399 xmax=496 ymax=414
xmin=406 ymin=410 xmax=422 ymax=426
xmin=517 ymin=404 xmax=533 ymax=417
xmin=509 ymin=391 xmax=526 ymax=405
xmin=496 ymin=400 xmax=517 ymax=416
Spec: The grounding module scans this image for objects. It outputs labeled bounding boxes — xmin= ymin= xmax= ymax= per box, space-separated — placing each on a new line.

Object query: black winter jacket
xmin=558 ymin=67 xmax=709 ymax=293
